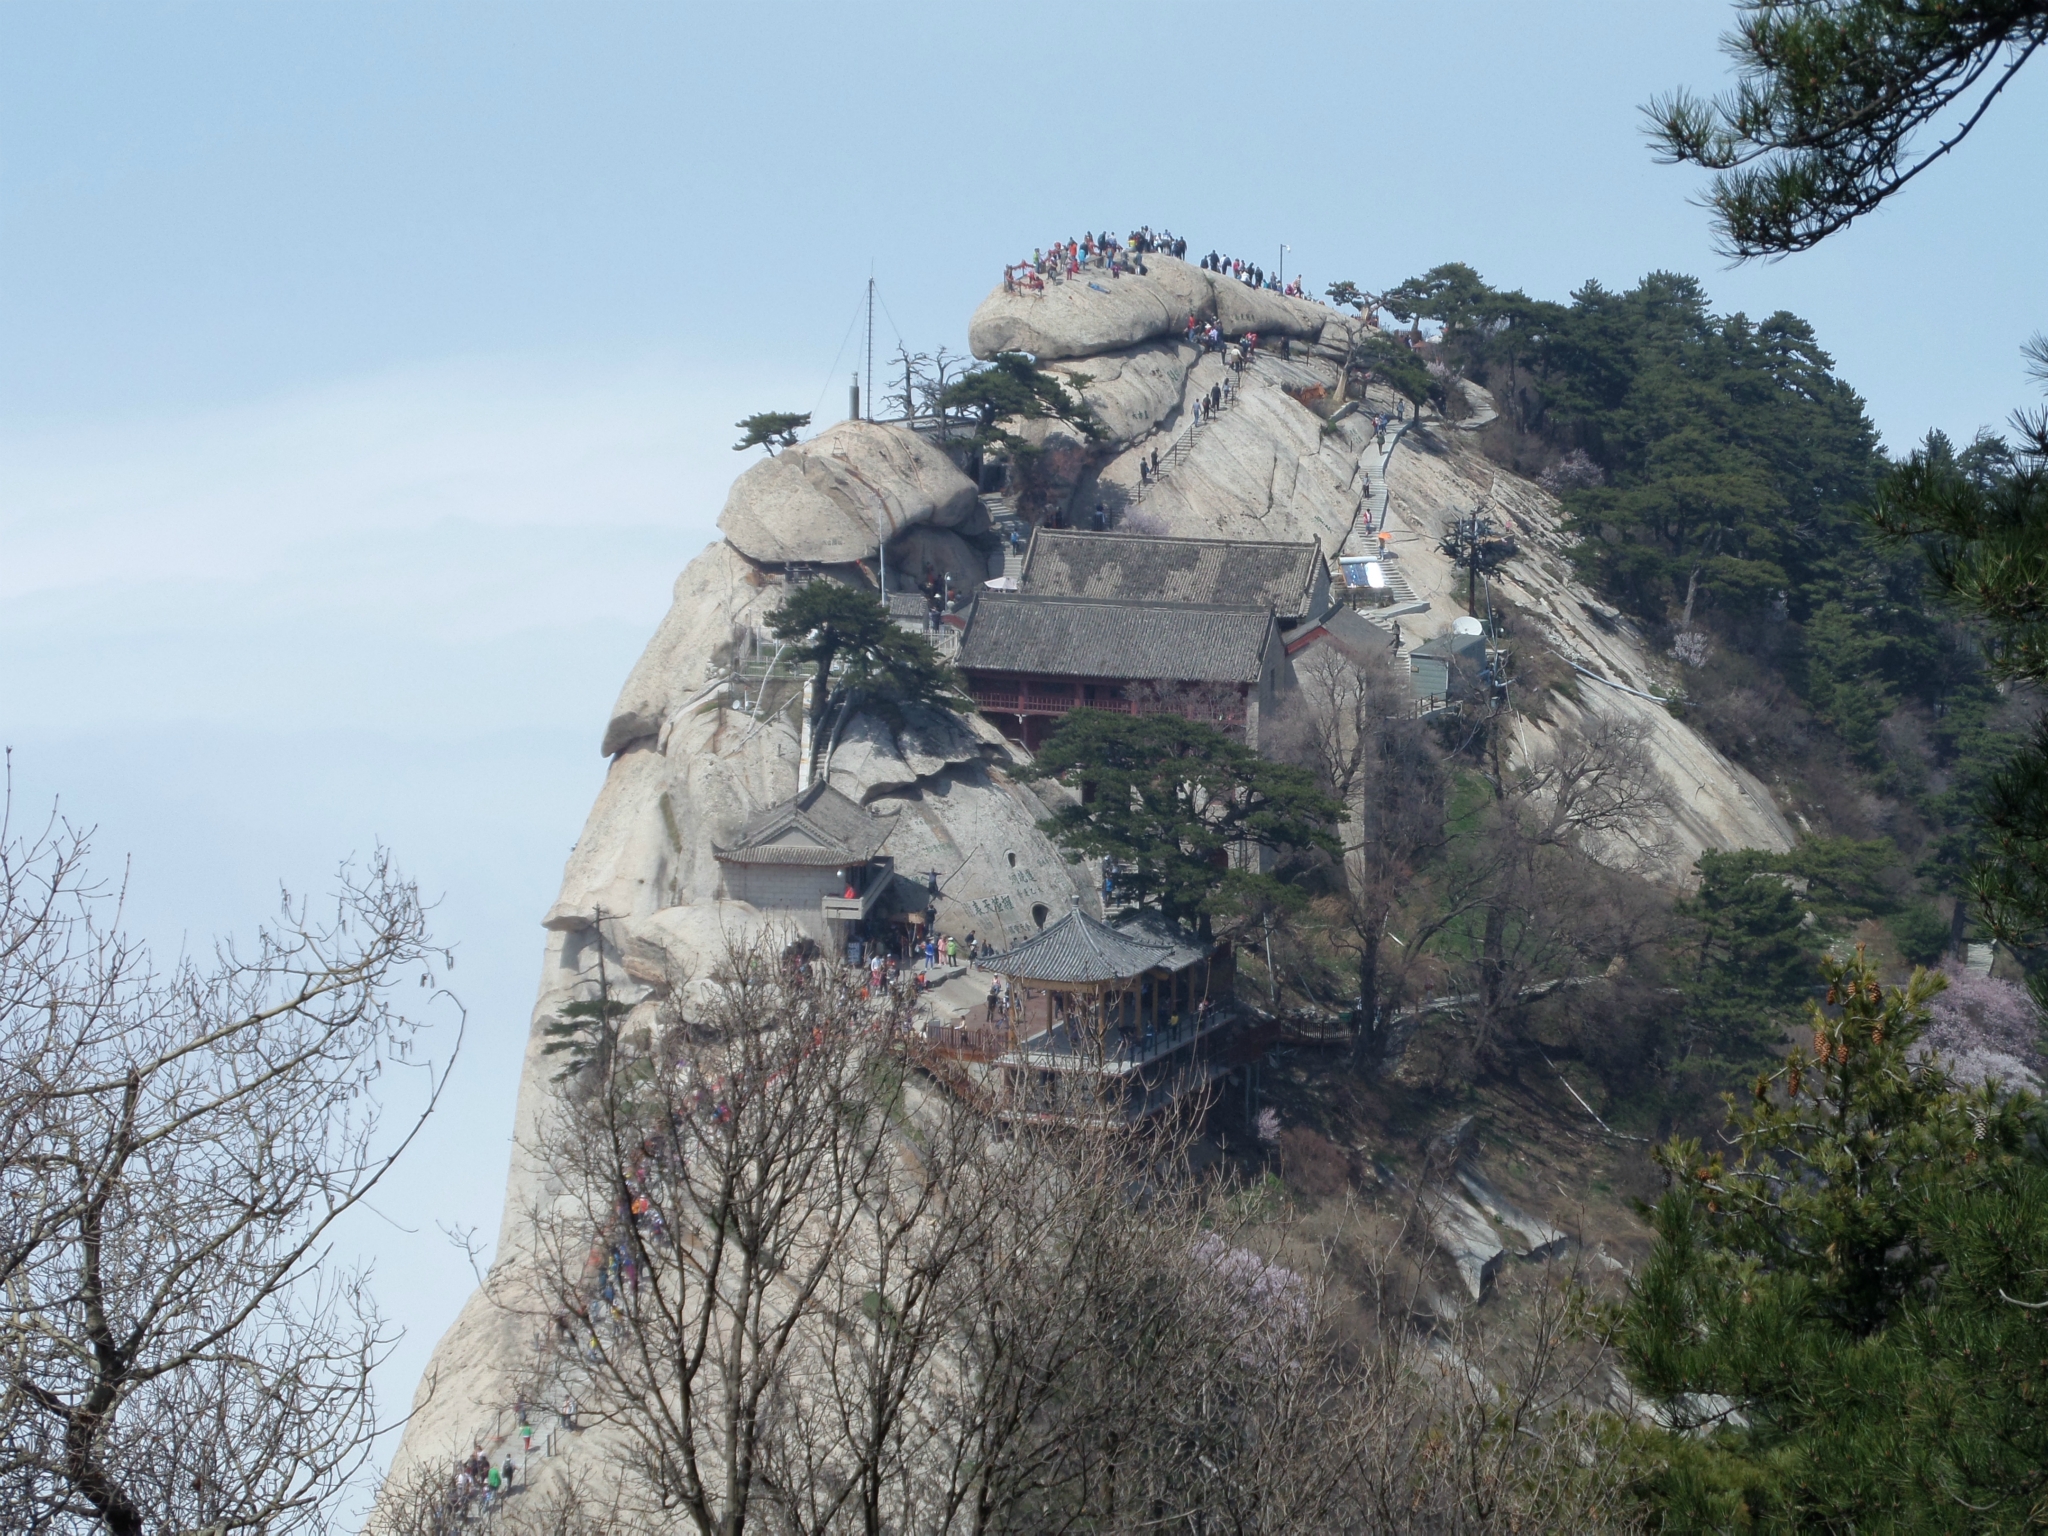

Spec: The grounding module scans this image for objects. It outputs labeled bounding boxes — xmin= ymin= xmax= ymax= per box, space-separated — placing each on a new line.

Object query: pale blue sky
xmin=4 ymin=0 xmax=2044 ymax=1505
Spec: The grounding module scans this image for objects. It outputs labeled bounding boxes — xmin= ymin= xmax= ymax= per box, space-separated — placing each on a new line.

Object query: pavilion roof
xmin=978 ymin=907 xmax=1175 ymax=985
xmin=712 ymin=782 xmax=893 ymax=867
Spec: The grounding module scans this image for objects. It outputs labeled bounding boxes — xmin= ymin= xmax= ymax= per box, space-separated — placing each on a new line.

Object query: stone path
xmin=1338 ymin=408 xmax=1433 ymax=642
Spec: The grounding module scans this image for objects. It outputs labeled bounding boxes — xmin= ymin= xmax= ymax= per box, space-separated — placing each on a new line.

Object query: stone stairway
xmin=981 ymin=491 xmax=1028 ymax=579
xmin=1335 ymin=413 xmax=1429 ymax=625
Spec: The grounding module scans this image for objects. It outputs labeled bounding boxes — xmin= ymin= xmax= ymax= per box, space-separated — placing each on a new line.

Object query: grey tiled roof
xmin=979 ymin=908 xmax=1173 ymax=985
xmin=712 ymin=782 xmax=893 ymax=867
xmin=1019 ymin=530 xmax=1323 ymax=618
xmin=957 ymin=593 xmax=1274 ymax=684
xmin=1111 ymin=913 xmax=1209 ymax=974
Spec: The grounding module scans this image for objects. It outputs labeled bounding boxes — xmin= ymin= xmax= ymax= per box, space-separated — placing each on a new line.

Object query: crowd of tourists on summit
xmin=998 ymin=226 xmax=1313 ymax=305
xmin=1196 ymin=249 xmax=1312 ymax=300
xmin=1004 ymin=226 xmax=1188 ymax=291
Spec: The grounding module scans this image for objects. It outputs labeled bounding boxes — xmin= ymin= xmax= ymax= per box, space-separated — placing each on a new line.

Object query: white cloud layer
xmin=1 ymin=352 xmax=812 ymax=731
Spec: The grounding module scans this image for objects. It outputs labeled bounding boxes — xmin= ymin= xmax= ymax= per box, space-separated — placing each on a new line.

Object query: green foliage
xmin=1391 ymin=264 xmax=2033 ymax=915
xmin=846 ymin=625 xmax=964 ymax=722
xmin=769 ymin=579 xmax=890 ymax=685
xmin=1353 ymin=333 xmax=1440 ymax=415
xmin=1887 ymin=899 xmax=1951 ymax=966
xmin=1323 ymin=279 xmax=1367 ymax=311
xmin=1676 ymin=837 xmax=1907 ymax=1067
xmin=1620 ymin=948 xmax=2048 ymax=1527
xmin=934 ymin=351 xmax=1102 ymax=454
xmin=1645 ymin=1 xmax=2048 ymax=257
xmin=1380 ymin=261 xmax=1553 ymax=390
xmin=1381 ymin=261 xmax=1497 ymax=333
xmin=541 ymin=994 xmax=632 ymax=1083
xmin=733 ymin=410 xmax=811 ymax=455
xmin=1378 ymin=265 xmax=1889 ymax=633
xmin=1877 ymin=420 xmax=2048 ymax=990
xmin=1022 ymin=710 xmax=1344 ymax=939
xmin=1551 ymin=276 xmax=1882 ymax=625
xmin=765 ymin=580 xmax=963 ymax=721
xmin=1675 ymin=850 xmax=1813 ymax=1066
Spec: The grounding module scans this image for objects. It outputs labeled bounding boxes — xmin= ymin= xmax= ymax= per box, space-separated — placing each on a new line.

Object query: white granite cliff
xmin=386 ymin=254 xmax=1791 ymax=1496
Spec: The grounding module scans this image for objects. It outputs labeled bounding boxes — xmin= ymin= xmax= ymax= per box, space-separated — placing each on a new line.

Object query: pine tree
xmin=1620 ymin=947 xmax=2048 ymax=1527
xmin=540 ymin=994 xmax=631 ymax=1083
xmin=1023 ymin=711 xmax=1343 ymax=940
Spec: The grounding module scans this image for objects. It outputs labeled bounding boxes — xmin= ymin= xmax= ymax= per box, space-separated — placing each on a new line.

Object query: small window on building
xmin=1031 ymin=903 xmax=1049 ymax=929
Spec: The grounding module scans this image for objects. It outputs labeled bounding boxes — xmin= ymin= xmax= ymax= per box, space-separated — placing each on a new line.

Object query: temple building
xmin=927 ymin=906 xmax=1252 ymax=1125
xmin=710 ymin=782 xmax=897 ymax=951
xmin=956 ymin=528 xmax=1344 ymax=750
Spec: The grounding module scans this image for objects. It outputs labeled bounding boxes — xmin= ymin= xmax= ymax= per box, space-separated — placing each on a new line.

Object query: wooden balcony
xmin=820 ymin=858 xmax=892 ymax=924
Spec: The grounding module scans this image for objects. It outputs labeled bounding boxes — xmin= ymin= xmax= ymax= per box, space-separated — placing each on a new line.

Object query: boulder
xmin=970 ymin=274 xmax=1179 ymax=362
xmin=1210 ymin=279 xmax=1328 ymax=343
xmin=865 ymin=761 xmax=1099 ymax=951
xmin=892 ymin=704 xmax=982 ymax=782
xmin=968 ymin=254 xmax=1216 ymax=362
xmin=825 ymin=711 xmax=919 ymax=802
xmin=825 ymin=705 xmax=982 ymax=804
xmin=1048 ymin=340 xmax=1195 ymax=445
xmin=717 ymin=420 xmax=978 ymax=566
xmin=1417 ymin=1186 xmax=1505 ymax=1300
xmin=603 ymin=540 xmax=781 ymax=755
xmin=619 ymin=900 xmax=784 ymax=995
xmin=1140 ymin=254 xmax=1218 ymax=323
xmin=966 ymin=255 xmax=1333 ymax=363
xmin=1455 ymin=1166 xmax=1567 ymax=1258
xmin=887 ymin=526 xmax=985 ymax=596
xmin=550 ymin=703 xmax=805 ymax=931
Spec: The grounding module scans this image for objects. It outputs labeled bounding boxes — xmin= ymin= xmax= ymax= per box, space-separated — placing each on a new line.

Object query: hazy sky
xmin=4 ymin=0 xmax=2044 ymax=1502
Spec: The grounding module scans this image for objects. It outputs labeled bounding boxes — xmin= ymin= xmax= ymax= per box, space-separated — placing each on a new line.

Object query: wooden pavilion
xmin=969 ymin=907 xmax=1240 ymax=1123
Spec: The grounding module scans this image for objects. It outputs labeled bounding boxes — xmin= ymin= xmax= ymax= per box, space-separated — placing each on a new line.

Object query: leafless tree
xmin=1385 ymin=711 xmax=1675 ymax=1080
xmin=0 ymin=767 xmax=461 ymax=1536
xmin=1273 ymin=643 xmax=1447 ymax=1067
xmin=367 ymin=1456 xmax=622 ymax=1536
xmin=515 ymin=939 xmax=988 ymax=1536
xmin=491 ymin=930 xmax=1637 ymax=1532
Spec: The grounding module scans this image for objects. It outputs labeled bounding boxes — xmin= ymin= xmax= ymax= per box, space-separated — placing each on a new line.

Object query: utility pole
xmin=865 ymin=276 xmax=875 ymax=424
xmin=1278 ymin=244 xmax=1288 ymax=291
xmin=1467 ymin=507 xmax=1481 ymax=617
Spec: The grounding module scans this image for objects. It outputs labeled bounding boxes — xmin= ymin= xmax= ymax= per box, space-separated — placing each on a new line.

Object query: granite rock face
xmin=967 ymin=254 xmax=1321 ymax=363
xmin=390 ymin=253 xmax=1800 ymax=1504
xmin=717 ymin=420 xmax=978 ymax=566
xmin=1047 ymin=341 xmax=1194 ymax=445
xmin=602 ymin=539 xmax=781 ymax=755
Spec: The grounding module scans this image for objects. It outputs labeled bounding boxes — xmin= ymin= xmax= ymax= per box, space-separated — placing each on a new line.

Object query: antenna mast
xmin=864 ymin=276 xmax=875 ymax=424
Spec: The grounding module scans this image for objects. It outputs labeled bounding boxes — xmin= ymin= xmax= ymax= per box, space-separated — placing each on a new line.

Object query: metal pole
xmin=865 ymin=277 xmax=875 ymax=424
